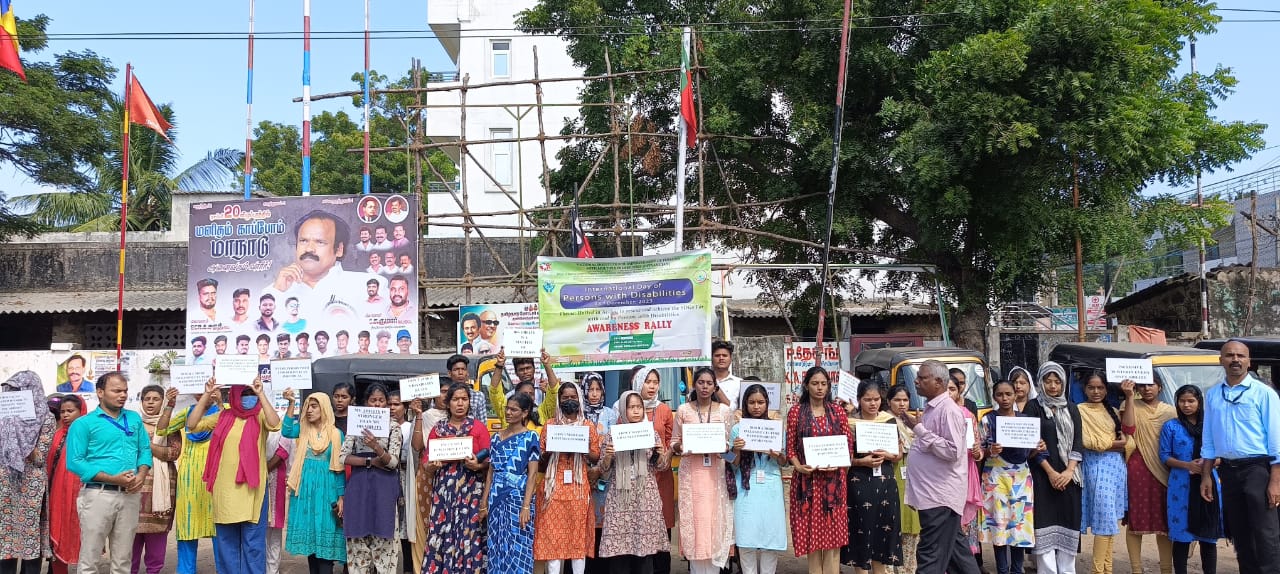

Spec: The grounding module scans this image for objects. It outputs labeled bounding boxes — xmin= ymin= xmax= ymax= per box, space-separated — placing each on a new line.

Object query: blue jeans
xmin=993 ymin=545 xmax=1025 ymax=574
xmin=213 ymin=496 xmax=269 ymax=574
xmin=176 ymin=538 xmax=219 ymax=574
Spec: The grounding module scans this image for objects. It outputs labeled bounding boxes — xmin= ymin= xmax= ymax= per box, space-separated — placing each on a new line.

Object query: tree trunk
xmin=951 ymin=305 xmax=990 ymax=356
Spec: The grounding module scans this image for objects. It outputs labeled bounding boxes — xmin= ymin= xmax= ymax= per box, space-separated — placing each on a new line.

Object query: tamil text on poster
xmin=785 ymin=341 xmax=841 ymax=409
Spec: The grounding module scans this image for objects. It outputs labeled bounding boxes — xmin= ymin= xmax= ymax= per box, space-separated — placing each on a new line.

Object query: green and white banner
xmin=538 ymin=250 xmax=714 ymax=372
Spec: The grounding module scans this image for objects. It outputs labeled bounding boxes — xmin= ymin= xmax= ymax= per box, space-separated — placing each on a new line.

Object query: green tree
xmin=519 ymin=0 xmax=1263 ymax=349
xmin=14 ymin=100 xmax=242 ymax=231
xmin=251 ymin=68 xmax=458 ymax=197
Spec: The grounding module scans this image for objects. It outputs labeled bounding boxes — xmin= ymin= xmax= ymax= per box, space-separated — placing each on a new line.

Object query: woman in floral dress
xmin=598 ymin=390 xmax=670 ymax=573
xmin=0 ymin=371 xmax=55 ymax=574
xmin=424 ymin=383 xmax=492 ymax=574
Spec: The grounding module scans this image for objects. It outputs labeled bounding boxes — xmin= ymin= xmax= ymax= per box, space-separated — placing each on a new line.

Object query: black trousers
xmin=1219 ymin=460 xmax=1280 ymax=574
xmin=0 ymin=559 xmax=39 ymax=574
xmin=916 ymin=508 xmax=980 ymax=574
xmin=307 ymin=554 xmax=335 ymax=574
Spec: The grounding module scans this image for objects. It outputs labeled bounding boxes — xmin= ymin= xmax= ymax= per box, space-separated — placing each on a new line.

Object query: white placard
xmin=738 ymin=418 xmax=784 ymax=452
xmin=681 ymin=422 xmax=727 ymax=454
xmin=1105 ymin=358 xmax=1154 ymax=386
xmin=0 ymin=390 xmax=35 ymax=421
xmin=76 ymin=392 xmax=99 ymax=413
xmin=610 ymin=421 xmax=655 ymax=452
xmin=854 ymin=422 xmax=900 ymax=455
xmin=965 ymin=418 xmax=976 ymax=450
xmin=504 ymin=328 xmax=543 ymax=358
xmin=170 ymin=364 xmax=213 ymax=395
xmin=269 ymin=359 xmax=312 ymax=390
xmin=400 ymin=374 xmax=441 ymax=400
xmin=995 ymin=416 xmax=1040 ymax=449
xmin=348 ymin=406 xmax=391 ymax=438
xmin=739 ymin=382 xmax=782 ymax=413
xmin=428 ymin=437 xmax=474 ymax=461
xmin=803 ymin=435 xmax=852 ymax=468
xmin=836 ymin=370 xmax=859 ymax=404
xmin=546 ymin=423 xmax=591 ymax=453
xmin=215 ymin=355 xmax=259 ymax=387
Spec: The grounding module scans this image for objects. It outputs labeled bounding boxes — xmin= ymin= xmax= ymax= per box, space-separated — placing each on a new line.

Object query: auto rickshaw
xmin=852 ymin=347 xmax=993 ymax=414
xmin=1047 ymin=342 xmax=1222 ymax=406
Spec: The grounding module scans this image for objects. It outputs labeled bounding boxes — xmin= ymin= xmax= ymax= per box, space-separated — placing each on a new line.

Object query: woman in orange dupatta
xmin=47 ymin=395 xmax=87 ymax=574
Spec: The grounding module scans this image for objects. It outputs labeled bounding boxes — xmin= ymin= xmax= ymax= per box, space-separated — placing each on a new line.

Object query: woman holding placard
xmin=1079 ymin=373 xmax=1128 ymax=574
xmin=534 ymin=382 xmax=603 ymax=574
xmin=630 ymin=365 xmax=677 ymax=574
xmin=156 ymin=384 xmax=222 ymax=574
xmin=281 ymin=390 xmax=347 ymax=574
xmin=341 ymin=384 xmax=404 ymax=573
xmin=581 ymin=373 xmax=618 ymax=574
xmin=843 ymin=381 xmax=903 ymax=574
xmin=786 ymin=366 xmax=852 ymax=574
xmin=980 ymin=380 xmax=1037 ymax=574
xmin=726 ymin=384 xmax=787 ymax=574
xmin=486 ymin=393 xmax=542 ymax=574
xmin=597 ymin=390 xmax=670 ymax=572
xmin=1119 ymin=377 xmax=1176 ymax=574
xmin=1021 ymin=362 xmax=1083 ymax=574
xmin=423 ymin=383 xmax=492 ymax=574
xmin=670 ymin=367 xmax=735 ymax=574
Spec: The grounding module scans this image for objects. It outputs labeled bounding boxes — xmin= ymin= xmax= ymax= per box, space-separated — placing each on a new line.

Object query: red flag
xmin=0 ymin=0 xmax=25 ymax=81
xmin=127 ymin=74 xmax=172 ymax=141
xmin=679 ymin=34 xmax=697 ymax=148
xmin=570 ymin=203 xmax=594 ymax=259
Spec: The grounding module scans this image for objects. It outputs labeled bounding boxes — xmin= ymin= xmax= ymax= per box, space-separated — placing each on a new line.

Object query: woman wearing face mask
xmin=1021 ymin=362 xmax=1083 ymax=574
xmin=132 ymin=385 xmax=183 ymax=574
xmin=1158 ymin=385 xmax=1221 ymax=574
xmin=787 ymin=367 xmax=852 ymax=574
xmin=156 ymin=383 xmax=223 ymax=574
xmin=48 ymin=395 xmax=87 ymax=574
xmin=579 ymin=372 xmax=618 ymax=574
xmin=0 ymin=371 xmax=55 ymax=574
xmin=188 ymin=376 xmax=284 ymax=574
xmin=342 ymin=384 xmax=404 ymax=573
xmin=670 ymin=367 xmax=735 ymax=574
xmin=597 ymin=390 xmax=670 ymax=573
xmin=629 ymin=365 xmax=676 ymax=574
xmin=727 ymin=384 xmax=787 ymax=574
xmin=424 ymin=383 xmax=492 ymax=574
xmin=1119 ymin=377 xmax=1176 ymax=574
xmin=534 ymin=382 xmax=604 ymax=574
xmin=282 ymin=390 xmax=347 ymax=574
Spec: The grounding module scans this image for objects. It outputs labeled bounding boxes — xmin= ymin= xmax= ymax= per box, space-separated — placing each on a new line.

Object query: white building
xmin=425 ymin=0 xmax=583 ymax=237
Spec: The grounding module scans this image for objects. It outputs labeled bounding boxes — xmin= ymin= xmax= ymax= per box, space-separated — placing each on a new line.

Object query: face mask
xmin=240 ymin=395 xmax=259 ymax=409
xmin=560 ymin=399 xmax=581 ymax=416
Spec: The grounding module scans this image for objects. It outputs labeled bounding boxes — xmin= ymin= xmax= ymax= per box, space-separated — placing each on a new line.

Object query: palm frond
xmin=174 ymin=148 xmax=244 ymax=192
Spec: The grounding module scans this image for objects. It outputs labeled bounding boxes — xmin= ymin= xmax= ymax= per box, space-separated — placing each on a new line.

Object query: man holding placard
xmin=896 ymin=361 xmax=979 ymax=574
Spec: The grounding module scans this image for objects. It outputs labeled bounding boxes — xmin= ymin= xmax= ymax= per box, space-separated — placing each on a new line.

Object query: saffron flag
xmin=127 ymin=74 xmax=173 ymax=141
xmin=0 ymin=0 xmax=24 ymax=81
xmin=679 ymin=33 xmax=697 ymax=149
xmin=570 ymin=200 xmax=594 ymax=259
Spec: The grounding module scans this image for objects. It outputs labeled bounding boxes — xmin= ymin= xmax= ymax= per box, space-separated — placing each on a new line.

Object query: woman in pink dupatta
xmin=949 ymin=378 xmax=985 ymax=562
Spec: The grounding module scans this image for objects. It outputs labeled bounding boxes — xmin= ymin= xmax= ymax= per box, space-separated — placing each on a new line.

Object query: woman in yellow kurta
xmin=188 ymin=376 xmax=283 ymax=574
xmin=156 ymin=388 xmax=222 ymax=574
xmin=533 ymin=382 xmax=603 ymax=574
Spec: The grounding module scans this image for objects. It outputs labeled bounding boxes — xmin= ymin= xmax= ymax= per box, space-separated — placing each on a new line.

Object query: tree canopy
xmin=519 ymin=0 xmax=1264 ymax=347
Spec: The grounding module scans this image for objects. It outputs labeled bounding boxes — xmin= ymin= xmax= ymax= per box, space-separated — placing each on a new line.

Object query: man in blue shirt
xmin=1200 ymin=340 xmax=1280 ymax=574
xmin=56 ymin=354 xmax=93 ymax=392
xmin=65 ymin=371 xmax=153 ymax=574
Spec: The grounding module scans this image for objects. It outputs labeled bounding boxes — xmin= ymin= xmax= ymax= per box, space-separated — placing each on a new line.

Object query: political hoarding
xmin=186 ymin=194 xmax=420 ymax=373
xmin=785 ymin=342 xmax=841 ymax=409
xmin=457 ymin=303 xmax=539 ymax=356
xmin=538 ymin=250 xmax=713 ymax=373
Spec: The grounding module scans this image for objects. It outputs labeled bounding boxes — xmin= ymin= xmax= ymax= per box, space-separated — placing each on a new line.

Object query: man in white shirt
xmin=263 ymin=210 xmax=386 ymax=321
xmin=711 ymin=340 xmax=743 ymax=410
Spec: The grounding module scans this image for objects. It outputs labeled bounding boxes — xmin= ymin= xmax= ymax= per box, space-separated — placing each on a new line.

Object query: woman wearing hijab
xmin=132 ymin=385 xmax=182 ymax=574
xmin=424 ymin=383 xmax=492 ymax=574
xmin=597 ymin=390 xmax=669 ymax=572
xmin=534 ymin=382 xmax=604 ymax=574
xmin=1009 ymin=367 xmax=1037 ymax=413
xmin=156 ymin=382 xmax=223 ymax=574
xmin=1159 ymin=384 xmax=1222 ymax=574
xmin=282 ymin=390 xmax=347 ymax=574
xmin=188 ymin=376 xmax=283 ymax=574
xmin=1119 ymin=377 xmax=1176 ymax=574
xmin=629 ymin=365 xmax=677 ymax=574
xmin=1021 ymin=362 xmax=1084 ymax=574
xmin=0 ymin=371 xmax=56 ymax=574
xmin=48 ymin=395 xmax=87 ymax=574
xmin=672 ymin=367 xmax=735 ymax=574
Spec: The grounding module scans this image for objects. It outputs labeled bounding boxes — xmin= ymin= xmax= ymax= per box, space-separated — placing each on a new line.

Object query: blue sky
xmin=5 ymin=1 xmax=1279 ymax=199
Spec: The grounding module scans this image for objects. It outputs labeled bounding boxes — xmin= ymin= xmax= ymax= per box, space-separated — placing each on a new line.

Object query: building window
xmin=489 ymin=128 xmax=513 ymax=190
xmin=491 ymin=40 xmax=511 ymax=78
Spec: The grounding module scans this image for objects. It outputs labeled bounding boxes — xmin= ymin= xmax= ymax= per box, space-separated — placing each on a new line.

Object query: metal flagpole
xmin=362 ymin=0 xmax=371 ymax=195
xmin=1193 ymin=39 xmax=1209 ymax=338
xmin=302 ymin=0 xmax=312 ymax=196
xmin=673 ymin=26 xmax=690 ymax=249
xmin=116 ymin=63 xmax=133 ymax=368
xmin=243 ymin=0 xmax=255 ymax=199
xmin=815 ymin=0 xmax=854 ymax=351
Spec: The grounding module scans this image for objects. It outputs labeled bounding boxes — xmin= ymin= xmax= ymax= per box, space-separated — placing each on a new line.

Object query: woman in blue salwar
xmin=486 ymin=393 xmax=542 ymax=574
